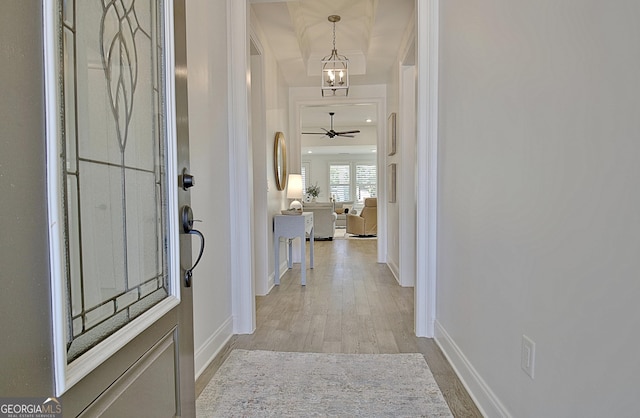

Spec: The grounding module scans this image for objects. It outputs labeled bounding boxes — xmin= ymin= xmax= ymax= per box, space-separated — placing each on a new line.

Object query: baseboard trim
xmin=194 ymin=316 xmax=234 ymax=379
xmin=279 ymin=259 xmax=288 ymax=280
xmin=434 ymin=320 xmax=511 ymax=418
xmin=387 ymin=259 xmax=400 ymax=284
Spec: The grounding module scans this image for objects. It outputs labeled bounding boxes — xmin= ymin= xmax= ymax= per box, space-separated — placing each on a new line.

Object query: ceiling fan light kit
xmin=302 ymin=112 xmax=361 ymax=139
xmin=321 ymin=15 xmax=349 ymax=97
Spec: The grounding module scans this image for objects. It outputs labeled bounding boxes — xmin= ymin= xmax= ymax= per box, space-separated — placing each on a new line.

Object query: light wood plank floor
xmin=197 ymin=239 xmax=482 ymax=417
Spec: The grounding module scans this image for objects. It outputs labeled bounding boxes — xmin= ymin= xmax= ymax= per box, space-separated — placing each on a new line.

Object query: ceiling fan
xmin=302 ymin=112 xmax=360 ymax=139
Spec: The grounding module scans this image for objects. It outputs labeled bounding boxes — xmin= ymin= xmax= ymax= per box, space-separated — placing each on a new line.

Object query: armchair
xmin=346 ymin=198 xmax=377 ymax=236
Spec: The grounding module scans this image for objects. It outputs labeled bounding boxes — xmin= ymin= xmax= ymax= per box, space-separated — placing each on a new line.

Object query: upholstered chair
xmin=346 ymin=198 xmax=377 ymax=236
xmin=303 ymin=202 xmax=337 ymax=240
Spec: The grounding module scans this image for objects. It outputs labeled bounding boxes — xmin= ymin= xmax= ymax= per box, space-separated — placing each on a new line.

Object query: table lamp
xmin=286 ymin=174 xmax=303 ymax=211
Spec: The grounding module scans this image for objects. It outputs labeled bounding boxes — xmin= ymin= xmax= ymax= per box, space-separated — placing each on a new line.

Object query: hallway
xmin=196 ymin=240 xmax=481 ymax=417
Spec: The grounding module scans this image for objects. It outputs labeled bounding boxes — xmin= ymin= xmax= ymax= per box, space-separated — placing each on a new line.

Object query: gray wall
xmin=437 ymin=1 xmax=640 ymax=416
xmin=0 ymin=1 xmax=55 ymax=396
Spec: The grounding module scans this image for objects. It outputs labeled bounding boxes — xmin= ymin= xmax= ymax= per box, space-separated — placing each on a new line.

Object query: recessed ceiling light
xmin=308 ymin=150 xmax=313 ymax=154
xmin=366 ymin=118 xmax=372 ymax=123
xmin=371 ymin=149 xmax=377 ymax=153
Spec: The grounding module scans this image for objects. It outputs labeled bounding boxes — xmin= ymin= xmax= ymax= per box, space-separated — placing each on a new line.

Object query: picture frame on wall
xmin=387 ymin=112 xmax=397 ymax=156
xmin=388 ymin=163 xmax=397 ymax=203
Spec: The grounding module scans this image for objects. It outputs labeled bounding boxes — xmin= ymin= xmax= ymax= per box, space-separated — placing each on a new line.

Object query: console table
xmin=274 ymin=212 xmax=314 ymax=285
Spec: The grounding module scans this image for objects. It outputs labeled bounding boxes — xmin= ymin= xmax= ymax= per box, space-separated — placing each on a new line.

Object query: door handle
xmin=181 ymin=205 xmax=205 ymax=287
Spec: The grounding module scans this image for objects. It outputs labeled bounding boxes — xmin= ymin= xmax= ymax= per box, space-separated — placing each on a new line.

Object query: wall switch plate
xmin=521 ymin=335 xmax=536 ymax=379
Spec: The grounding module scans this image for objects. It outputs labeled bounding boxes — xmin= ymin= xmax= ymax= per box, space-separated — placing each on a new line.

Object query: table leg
xmin=274 ymin=235 xmax=280 ymax=285
xmin=300 ymin=233 xmax=306 ymax=286
xmin=287 ymin=239 xmax=293 ymax=269
xmin=310 ymin=226 xmax=314 ymax=269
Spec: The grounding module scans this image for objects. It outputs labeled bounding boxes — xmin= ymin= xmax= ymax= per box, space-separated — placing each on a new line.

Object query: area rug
xmin=333 ymin=229 xmax=377 ymax=240
xmin=196 ymin=349 xmax=453 ymax=417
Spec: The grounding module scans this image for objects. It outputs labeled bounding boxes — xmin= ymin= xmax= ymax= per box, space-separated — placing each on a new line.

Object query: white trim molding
xmin=415 ymin=0 xmax=439 ymax=337
xmin=195 ymin=316 xmax=234 ymax=379
xmin=227 ymin=0 xmax=256 ymax=334
xmin=435 ymin=321 xmax=512 ymax=417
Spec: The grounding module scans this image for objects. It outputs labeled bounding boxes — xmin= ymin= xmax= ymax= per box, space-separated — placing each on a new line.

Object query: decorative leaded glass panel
xmin=59 ymin=0 xmax=169 ymax=363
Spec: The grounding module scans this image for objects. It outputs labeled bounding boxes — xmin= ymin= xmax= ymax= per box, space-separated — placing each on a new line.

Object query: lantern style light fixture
xmin=321 ymin=15 xmax=349 ymax=97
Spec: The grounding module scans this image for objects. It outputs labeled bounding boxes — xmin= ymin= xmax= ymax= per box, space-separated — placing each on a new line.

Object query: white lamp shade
xmin=286 ymin=174 xmax=303 ymax=199
xmin=286 ymin=174 xmax=304 ymax=210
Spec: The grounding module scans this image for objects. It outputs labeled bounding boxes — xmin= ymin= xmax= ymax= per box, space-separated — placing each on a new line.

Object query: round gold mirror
xmin=274 ymin=132 xmax=287 ymax=191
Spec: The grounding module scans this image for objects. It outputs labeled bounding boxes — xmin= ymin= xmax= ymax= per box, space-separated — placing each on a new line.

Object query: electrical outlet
xmin=521 ymin=335 xmax=536 ymax=379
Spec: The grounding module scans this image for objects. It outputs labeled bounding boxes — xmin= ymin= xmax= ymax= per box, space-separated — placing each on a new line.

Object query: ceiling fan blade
xmin=304 ymin=113 xmax=360 ymax=139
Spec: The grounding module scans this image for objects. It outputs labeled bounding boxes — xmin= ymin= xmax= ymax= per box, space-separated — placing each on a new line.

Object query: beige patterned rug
xmin=196 ymin=349 xmax=453 ymax=417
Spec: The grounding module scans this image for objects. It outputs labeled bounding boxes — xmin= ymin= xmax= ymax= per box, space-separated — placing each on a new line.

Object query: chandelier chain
xmin=332 ymin=21 xmax=336 ymax=51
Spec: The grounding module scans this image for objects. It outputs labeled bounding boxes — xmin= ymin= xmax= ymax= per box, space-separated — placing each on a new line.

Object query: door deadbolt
xmin=180 ymin=168 xmax=195 ymax=190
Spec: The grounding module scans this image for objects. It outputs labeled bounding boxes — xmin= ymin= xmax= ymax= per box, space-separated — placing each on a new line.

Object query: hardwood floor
xmin=196 ymin=239 xmax=482 ymax=417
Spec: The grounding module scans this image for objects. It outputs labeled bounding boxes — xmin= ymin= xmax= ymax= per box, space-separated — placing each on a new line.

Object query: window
xmin=356 ymin=164 xmax=377 ymax=201
xmin=329 ymin=164 xmax=351 ymax=201
xmin=328 ymin=162 xmax=377 ymax=202
xmin=301 ymin=162 xmax=310 ymax=193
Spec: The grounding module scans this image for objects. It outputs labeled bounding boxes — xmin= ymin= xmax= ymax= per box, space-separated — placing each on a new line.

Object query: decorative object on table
xmin=321 ymin=15 xmax=349 ymax=97
xmin=280 ymin=209 xmax=302 ymax=215
xmin=273 ymin=131 xmax=287 ymax=190
xmin=387 ymin=112 xmax=397 ymax=156
xmin=286 ymin=173 xmax=304 ymax=210
xmin=388 ymin=163 xmax=396 ymax=203
xmin=306 ymin=182 xmax=321 ymax=202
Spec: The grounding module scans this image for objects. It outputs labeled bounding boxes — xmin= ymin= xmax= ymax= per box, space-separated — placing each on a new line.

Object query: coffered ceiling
xmin=250 ymin=0 xmax=415 ymax=88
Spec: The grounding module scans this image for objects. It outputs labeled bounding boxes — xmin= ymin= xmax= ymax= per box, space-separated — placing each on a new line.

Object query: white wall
xmin=386 ymin=13 xmax=417 ymax=286
xmin=436 ymin=2 xmax=640 ymax=416
xmin=186 ymin=0 xmax=234 ymax=378
xmin=250 ymin=9 xmax=290 ymax=294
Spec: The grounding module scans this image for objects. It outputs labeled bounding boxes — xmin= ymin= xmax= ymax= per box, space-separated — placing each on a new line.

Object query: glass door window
xmin=47 ymin=0 xmax=179 ymax=393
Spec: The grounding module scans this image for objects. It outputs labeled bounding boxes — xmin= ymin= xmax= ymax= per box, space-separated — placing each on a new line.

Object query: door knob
xmin=180 ymin=205 xmax=205 ymax=287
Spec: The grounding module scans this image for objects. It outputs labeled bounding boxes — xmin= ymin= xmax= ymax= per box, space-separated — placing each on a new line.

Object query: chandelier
xmin=321 ymin=15 xmax=349 ymax=97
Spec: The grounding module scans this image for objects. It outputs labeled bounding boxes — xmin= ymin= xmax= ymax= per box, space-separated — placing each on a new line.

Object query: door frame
xmin=414 ymin=0 xmax=439 ymax=337
xmin=229 ymin=0 xmax=439 ymax=338
xmin=290 ymin=96 xmax=387 ymax=264
xmin=228 ymin=0 xmax=256 ymax=334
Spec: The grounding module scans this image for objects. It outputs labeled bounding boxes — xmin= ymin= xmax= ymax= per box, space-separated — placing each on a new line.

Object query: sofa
xmin=303 ymin=202 xmax=337 ymax=240
xmin=346 ymin=198 xmax=377 ymax=236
